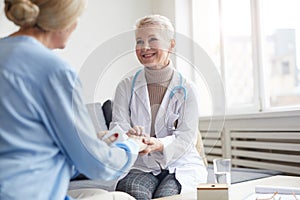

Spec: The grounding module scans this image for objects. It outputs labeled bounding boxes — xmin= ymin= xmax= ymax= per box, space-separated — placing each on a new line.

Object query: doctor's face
xmin=135 ymin=24 xmax=175 ymax=69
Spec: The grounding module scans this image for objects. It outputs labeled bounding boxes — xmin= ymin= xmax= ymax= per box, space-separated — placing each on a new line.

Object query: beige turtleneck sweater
xmin=144 ymin=64 xmax=174 ymax=137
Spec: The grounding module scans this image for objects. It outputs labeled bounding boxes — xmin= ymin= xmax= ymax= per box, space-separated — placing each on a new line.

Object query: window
xmin=281 ymin=61 xmax=290 ymax=75
xmin=193 ymin=0 xmax=300 ymax=115
xmin=261 ymin=0 xmax=300 ymax=108
xmin=222 ymin=0 xmax=254 ymax=108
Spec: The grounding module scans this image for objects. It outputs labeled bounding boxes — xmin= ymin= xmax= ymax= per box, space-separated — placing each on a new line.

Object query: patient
xmin=0 ymin=0 xmax=145 ymax=199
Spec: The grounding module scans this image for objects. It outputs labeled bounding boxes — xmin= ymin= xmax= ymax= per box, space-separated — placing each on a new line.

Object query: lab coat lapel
xmin=155 ymin=71 xmax=182 ymax=136
xmin=131 ymin=70 xmax=151 ymax=122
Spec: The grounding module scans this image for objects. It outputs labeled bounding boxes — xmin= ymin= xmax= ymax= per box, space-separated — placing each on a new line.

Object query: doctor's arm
xmin=110 ymin=78 xmax=133 ymax=132
xmin=158 ymin=85 xmax=199 ymax=166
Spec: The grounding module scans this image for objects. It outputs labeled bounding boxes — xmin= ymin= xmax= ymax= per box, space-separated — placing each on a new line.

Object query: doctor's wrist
xmin=157 ymin=139 xmax=164 ymax=152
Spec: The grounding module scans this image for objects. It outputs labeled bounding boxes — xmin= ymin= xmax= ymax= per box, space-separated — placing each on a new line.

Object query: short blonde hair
xmin=5 ymin=0 xmax=86 ymax=31
xmin=135 ymin=14 xmax=175 ymax=39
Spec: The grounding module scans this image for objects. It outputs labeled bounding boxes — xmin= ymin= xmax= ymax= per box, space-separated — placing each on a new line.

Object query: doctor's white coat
xmin=111 ymin=68 xmax=207 ymax=194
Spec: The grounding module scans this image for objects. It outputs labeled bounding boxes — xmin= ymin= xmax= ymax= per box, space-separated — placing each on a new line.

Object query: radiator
xmin=199 ymin=111 xmax=300 ymax=175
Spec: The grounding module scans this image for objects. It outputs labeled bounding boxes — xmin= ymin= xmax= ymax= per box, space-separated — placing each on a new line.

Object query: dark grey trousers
xmin=116 ymin=169 xmax=181 ymax=200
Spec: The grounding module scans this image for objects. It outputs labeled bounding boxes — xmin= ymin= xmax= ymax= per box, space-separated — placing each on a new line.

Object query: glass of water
xmin=213 ymin=158 xmax=231 ymax=186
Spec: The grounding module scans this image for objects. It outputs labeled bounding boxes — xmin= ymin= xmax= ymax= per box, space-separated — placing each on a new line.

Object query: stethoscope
xmin=129 ymin=68 xmax=187 ymax=131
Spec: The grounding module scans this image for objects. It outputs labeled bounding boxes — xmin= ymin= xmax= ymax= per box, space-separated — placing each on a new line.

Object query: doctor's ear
xmin=170 ymin=39 xmax=176 ymax=49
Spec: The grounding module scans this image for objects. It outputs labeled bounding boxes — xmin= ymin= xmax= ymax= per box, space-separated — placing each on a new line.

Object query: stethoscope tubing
xmin=129 ymin=68 xmax=187 ymax=131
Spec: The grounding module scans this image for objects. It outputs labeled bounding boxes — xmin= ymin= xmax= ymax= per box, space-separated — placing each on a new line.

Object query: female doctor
xmin=112 ymin=15 xmax=207 ymax=200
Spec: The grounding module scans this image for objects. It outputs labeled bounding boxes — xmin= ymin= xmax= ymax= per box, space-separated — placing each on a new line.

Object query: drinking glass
xmin=213 ymin=158 xmax=231 ymax=185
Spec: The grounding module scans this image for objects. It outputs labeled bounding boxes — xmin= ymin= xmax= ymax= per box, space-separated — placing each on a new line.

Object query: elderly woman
xmin=112 ymin=15 xmax=207 ymax=199
xmin=0 ymin=0 xmax=145 ymax=199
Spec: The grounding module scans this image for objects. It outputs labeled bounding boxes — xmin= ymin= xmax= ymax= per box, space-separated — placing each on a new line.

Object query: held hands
xmin=97 ymin=126 xmax=164 ymax=155
xmin=126 ymin=126 xmax=164 ymax=155
xmin=97 ymin=129 xmax=148 ymax=152
xmin=139 ymin=137 xmax=163 ymax=155
xmin=126 ymin=134 xmax=148 ymax=152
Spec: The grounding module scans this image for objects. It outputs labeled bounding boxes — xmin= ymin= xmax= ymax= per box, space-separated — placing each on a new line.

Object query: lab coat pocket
xmin=166 ymin=113 xmax=179 ymax=131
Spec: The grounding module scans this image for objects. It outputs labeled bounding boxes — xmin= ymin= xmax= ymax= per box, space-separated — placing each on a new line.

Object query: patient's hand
xmin=127 ymin=134 xmax=148 ymax=152
xmin=98 ymin=126 xmax=151 ymax=152
xmin=97 ymin=131 xmax=118 ymax=145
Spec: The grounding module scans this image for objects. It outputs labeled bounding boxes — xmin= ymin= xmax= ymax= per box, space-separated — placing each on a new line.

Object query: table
xmin=153 ymin=175 xmax=300 ymax=200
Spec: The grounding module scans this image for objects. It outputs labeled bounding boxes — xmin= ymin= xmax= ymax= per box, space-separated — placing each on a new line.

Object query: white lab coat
xmin=111 ymin=66 xmax=207 ymax=194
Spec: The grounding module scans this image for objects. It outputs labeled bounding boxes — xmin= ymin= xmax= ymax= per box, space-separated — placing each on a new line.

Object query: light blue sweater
xmin=0 ymin=36 xmax=138 ymax=200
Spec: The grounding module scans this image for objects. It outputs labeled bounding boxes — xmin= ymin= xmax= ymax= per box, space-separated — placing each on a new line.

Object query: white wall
xmin=0 ymin=0 xmax=154 ymax=70
xmin=0 ymin=3 xmax=17 ymax=36
xmin=63 ymin=0 xmax=155 ymax=102
xmin=60 ymin=0 xmax=154 ymax=71
xmin=0 ymin=0 xmax=155 ymax=102
xmin=1 ymin=1 xmax=215 ymax=109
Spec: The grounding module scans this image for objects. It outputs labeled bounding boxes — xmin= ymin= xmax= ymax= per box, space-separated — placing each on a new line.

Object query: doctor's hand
xmin=139 ymin=137 xmax=164 ymax=155
xmin=127 ymin=126 xmax=146 ymax=137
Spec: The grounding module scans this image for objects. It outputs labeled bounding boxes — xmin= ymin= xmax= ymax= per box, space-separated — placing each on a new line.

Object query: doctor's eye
xmin=149 ymin=37 xmax=158 ymax=42
xmin=148 ymin=37 xmax=158 ymax=43
xmin=136 ymin=40 xmax=144 ymax=45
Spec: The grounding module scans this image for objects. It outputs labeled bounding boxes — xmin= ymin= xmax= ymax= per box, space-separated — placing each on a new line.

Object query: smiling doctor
xmin=112 ymin=15 xmax=208 ymax=200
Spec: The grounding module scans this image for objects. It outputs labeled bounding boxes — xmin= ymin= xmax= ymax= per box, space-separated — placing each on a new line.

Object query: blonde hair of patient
xmin=5 ymin=0 xmax=85 ymax=31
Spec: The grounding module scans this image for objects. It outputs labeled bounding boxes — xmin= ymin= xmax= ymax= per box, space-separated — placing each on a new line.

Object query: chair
xmin=86 ymin=102 xmax=108 ymax=132
xmin=71 ymin=102 xmax=109 ymax=181
xmin=196 ymin=130 xmax=208 ymax=167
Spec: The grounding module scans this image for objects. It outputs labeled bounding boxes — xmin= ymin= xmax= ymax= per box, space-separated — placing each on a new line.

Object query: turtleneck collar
xmin=144 ymin=61 xmax=174 ymax=84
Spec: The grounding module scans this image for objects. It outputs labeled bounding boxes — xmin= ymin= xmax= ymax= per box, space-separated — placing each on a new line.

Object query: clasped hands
xmin=127 ymin=126 xmax=164 ymax=155
xmin=97 ymin=125 xmax=163 ymax=155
